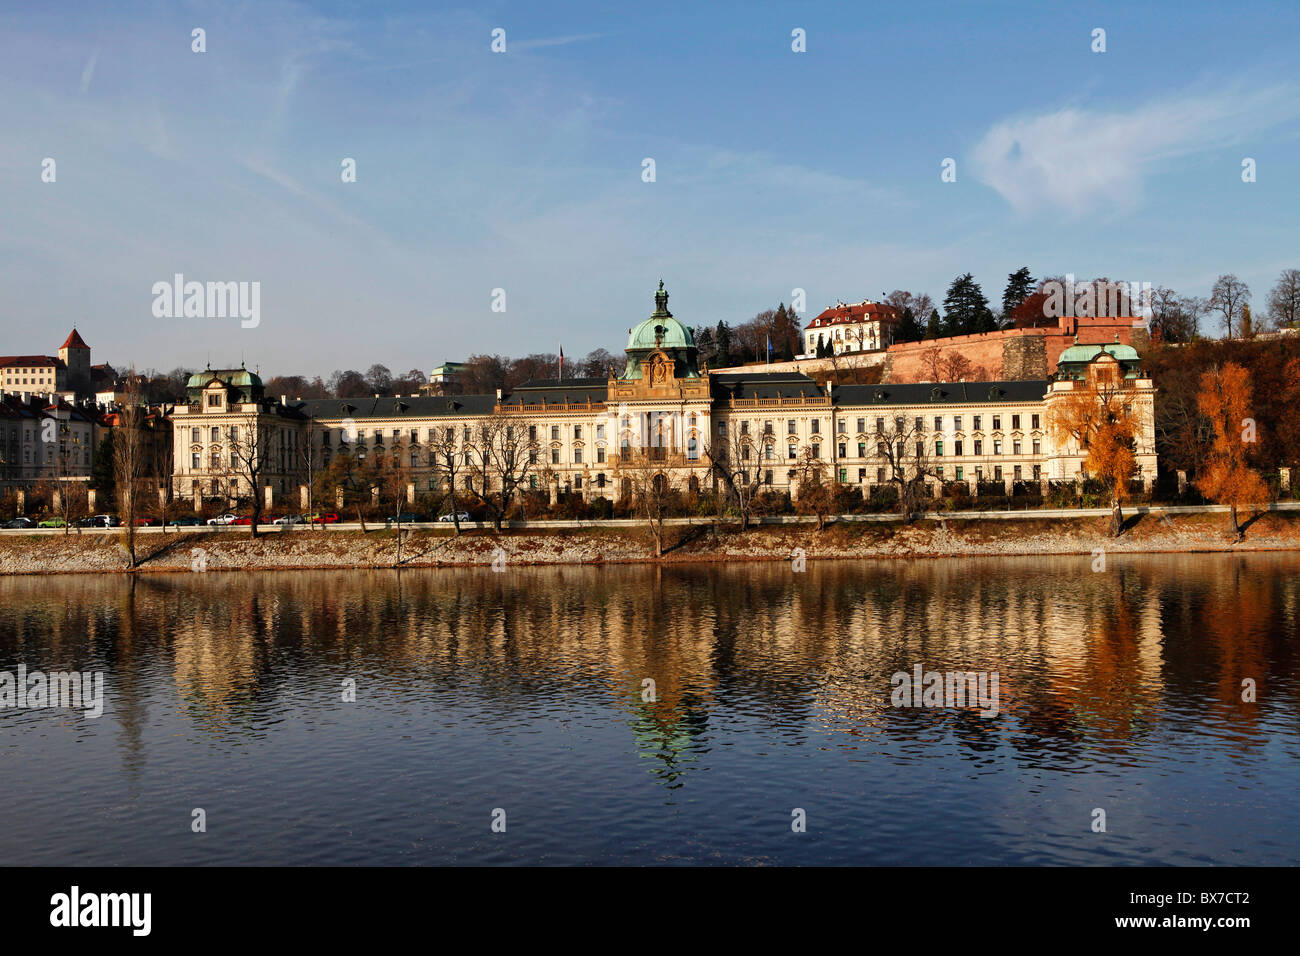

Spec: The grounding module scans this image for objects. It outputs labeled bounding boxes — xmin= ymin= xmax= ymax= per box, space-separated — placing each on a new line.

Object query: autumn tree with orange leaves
xmin=1049 ymin=374 xmax=1139 ymax=537
xmin=1195 ymin=363 xmax=1270 ymax=538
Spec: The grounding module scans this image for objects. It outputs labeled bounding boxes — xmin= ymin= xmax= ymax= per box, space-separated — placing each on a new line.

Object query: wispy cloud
xmin=513 ymin=33 xmax=604 ymax=52
xmin=78 ymin=47 xmax=98 ymax=94
xmin=970 ymin=84 xmax=1300 ymax=216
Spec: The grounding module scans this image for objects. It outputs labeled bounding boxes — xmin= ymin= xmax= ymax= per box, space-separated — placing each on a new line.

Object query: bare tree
xmin=1148 ymin=286 xmax=1199 ymax=344
xmin=921 ymin=345 xmax=944 ymax=383
xmin=227 ymin=416 xmax=275 ymax=537
xmin=112 ymin=373 xmax=145 ymax=564
xmin=484 ymin=413 xmax=538 ymax=529
xmin=703 ymin=419 xmax=764 ymax=531
xmin=793 ymin=446 xmax=833 ymax=530
xmin=620 ymin=447 xmax=678 ymax=557
xmin=939 ymin=352 xmax=977 ymax=382
xmin=873 ymin=415 xmax=940 ymax=521
xmin=45 ymin=404 xmax=89 ymax=536
xmin=428 ymin=424 xmax=469 ymax=533
xmin=1266 ymin=268 xmax=1300 ymax=330
xmin=297 ymin=413 xmax=322 ymax=526
xmin=1209 ymin=274 xmax=1251 ymax=339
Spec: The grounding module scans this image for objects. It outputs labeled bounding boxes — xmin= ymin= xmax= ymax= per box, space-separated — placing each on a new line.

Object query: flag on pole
xmin=767 ymin=334 xmax=772 ymax=364
xmin=558 ymin=344 xmax=564 ymax=380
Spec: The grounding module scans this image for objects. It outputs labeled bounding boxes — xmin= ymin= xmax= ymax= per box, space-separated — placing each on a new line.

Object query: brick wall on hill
xmin=884 ymin=315 xmax=1146 ymax=383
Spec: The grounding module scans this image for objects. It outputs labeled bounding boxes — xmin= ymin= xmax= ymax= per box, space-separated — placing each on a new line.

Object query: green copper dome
xmin=621 ymin=281 xmax=700 ymax=380
xmin=625 ymin=280 xmax=695 ymax=351
xmin=1057 ymin=342 xmax=1139 ymax=365
xmin=186 ymin=367 xmax=264 ymax=390
xmin=185 ymin=365 xmax=266 ymax=403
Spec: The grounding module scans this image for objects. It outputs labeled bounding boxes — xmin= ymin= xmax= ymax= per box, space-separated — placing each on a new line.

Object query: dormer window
xmin=206 ymin=393 xmax=223 ymax=408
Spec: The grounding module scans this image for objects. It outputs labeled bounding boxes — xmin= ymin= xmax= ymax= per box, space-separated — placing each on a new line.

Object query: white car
xmin=437 ymin=512 xmax=471 ymax=522
xmin=273 ymin=514 xmax=306 ymax=525
xmin=207 ymin=513 xmax=238 ymax=525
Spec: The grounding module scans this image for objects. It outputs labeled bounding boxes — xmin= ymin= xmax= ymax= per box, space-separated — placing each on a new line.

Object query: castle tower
xmin=58 ymin=328 xmax=91 ymax=397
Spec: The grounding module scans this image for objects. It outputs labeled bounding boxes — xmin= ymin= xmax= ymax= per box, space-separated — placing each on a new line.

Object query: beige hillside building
xmin=169 ymin=283 xmax=1157 ymax=508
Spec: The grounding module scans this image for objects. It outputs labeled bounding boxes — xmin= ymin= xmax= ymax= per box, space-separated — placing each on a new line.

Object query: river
xmin=1 ymin=553 xmax=1297 ymax=865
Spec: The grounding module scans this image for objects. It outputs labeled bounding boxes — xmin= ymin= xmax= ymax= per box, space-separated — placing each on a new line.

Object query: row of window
xmin=198 ymin=411 xmax=1044 ymax=450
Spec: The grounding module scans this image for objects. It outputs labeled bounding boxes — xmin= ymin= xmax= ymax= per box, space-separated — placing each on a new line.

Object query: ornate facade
xmin=169 ymin=283 xmax=1158 ymax=507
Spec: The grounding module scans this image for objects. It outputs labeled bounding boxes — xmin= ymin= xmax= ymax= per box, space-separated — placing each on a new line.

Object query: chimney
xmin=280 ymin=394 xmax=287 ymax=405
xmin=495 ymin=388 xmax=503 ymax=400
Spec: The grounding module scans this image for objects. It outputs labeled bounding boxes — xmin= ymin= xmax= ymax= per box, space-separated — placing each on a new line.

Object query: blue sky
xmin=2 ymin=0 xmax=1297 ymax=376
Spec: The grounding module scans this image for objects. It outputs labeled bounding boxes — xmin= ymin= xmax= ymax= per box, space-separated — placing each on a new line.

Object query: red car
xmin=309 ymin=512 xmax=340 ymax=524
xmin=133 ymin=517 xmax=157 ymax=526
xmin=231 ymin=516 xmax=254 ymax=525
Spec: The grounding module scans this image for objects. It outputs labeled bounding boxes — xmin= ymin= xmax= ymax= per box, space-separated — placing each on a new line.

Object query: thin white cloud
xmin=513 ymin=33 xmax=604 ymax=51
xmin=971 ymin=85 xmax=1300 ymax=216
xmin=78 ymin=47 xmax=98 ymax=94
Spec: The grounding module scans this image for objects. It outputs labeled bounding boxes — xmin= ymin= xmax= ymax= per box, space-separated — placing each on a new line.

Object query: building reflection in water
xmin=0 ymin=553 xmax=1297 ymax=788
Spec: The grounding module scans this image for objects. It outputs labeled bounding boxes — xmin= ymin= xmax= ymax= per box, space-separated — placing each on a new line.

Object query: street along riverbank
xmin=1 ymin=509 xmax=1298 ymax=574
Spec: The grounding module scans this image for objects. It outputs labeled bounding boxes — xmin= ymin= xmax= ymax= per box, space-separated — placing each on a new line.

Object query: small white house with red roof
xmin=803 ymin=299 xmax=900 ymax=356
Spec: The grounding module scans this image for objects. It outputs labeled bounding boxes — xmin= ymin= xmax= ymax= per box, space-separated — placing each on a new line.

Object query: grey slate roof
xmin=835 ymin=380 xmax=1049 ymax=406
xmin=294 ymin=395 xmax=498 ymax=419
xmin=286 ymin=376 xmax=1049 ymax=419
xmin=501 ymin=379 xmax=608 ymax=406
xmin=710 ymin=370 xmax=824 ymax=401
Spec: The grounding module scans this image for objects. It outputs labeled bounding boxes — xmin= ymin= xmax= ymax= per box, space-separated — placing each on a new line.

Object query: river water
xmin=1 ymin=553 xmax=1297 ymax=865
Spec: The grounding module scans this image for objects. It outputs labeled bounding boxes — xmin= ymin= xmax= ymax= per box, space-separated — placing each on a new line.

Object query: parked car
xmin=388 ymin=512 xmax=422 ymax=524
xmin=272 ymin=514 xmax=306 ymax=525
xmin=231 ymin=516 xmax=254 ymax=526
xmin=167 ymin=515 xmax=202 ymax=527
xmin=207 ymin=514 xmax=238 ymax=525
xmin=437 ymin=512 xmax=471 ymax=522
xmin=77 ymin=514 xmax=119 ymax=528
xmin=3 ymin=517 xmax=35 ymax=529
xmin=308 ymin=512 xmax=341 ymax=524
xmin=37 ymin=517 xmax=67 ymax=528
xmin=133 ymin=517 xmax=157 ymax=526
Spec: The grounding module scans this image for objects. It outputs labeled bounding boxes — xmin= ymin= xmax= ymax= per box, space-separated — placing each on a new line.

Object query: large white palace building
xmin=169 ymin=282 xmax=1157 ymax=508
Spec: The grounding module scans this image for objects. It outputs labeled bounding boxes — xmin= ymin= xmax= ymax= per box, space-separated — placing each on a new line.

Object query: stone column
xmin=406 ymin=482 xmax=415 ymax=505
xmin=299 ymin=484 xmax=309 ymax=511
xmin=264 ymin=485 xmax=273 ymax=510
xmin=16 ymin=489 xmax=24 ymax=515
xmin=52 ymin=487 xmax=61 ymax=511
xmin=1280 ymin=467 xmax=1291 ymax=493
xmin=1143 ymin=477 xmax=1154 ymax=495
xmin=89 ymin=488 xmax=98 ymax=511
xmin=1003 ymin=476 xmax=1014 ymax=496
xmin=335 ymin=488 xmax=344 ymax=509
xmin=193 ymin=484 xmax=202 ymax=512
xmin=1177 ymin=470 xmax=1187 ymax=495
xmin=1039 ymin=477 xmax=1050 ymax=497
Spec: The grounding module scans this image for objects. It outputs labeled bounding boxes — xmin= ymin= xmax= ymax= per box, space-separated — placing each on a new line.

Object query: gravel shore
xmin=1 ymin=511 xmax=1296 ymax=574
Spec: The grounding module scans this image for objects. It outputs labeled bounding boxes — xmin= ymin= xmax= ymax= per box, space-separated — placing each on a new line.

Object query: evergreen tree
xmin=694 ymin=324 xmax=715 ymax=364
xmin=1001 ymin=267 xmax=1035 ymax=327
xmin=925 ymin=310 xmax=943 ymax=339
xmin=896 ymin=306 xmax=921 ymax=343
xmin=715 ymin=321 xmax=733 ymax=367
xmin=90 ymin=432 xmax=116 ymax=501
xmin=942 ymin=273 xmax=993 ymax=335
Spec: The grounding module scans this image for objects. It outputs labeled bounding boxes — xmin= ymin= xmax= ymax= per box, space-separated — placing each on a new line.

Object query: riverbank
xmin=1 ymin=510 xmax=1297 ymax=574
